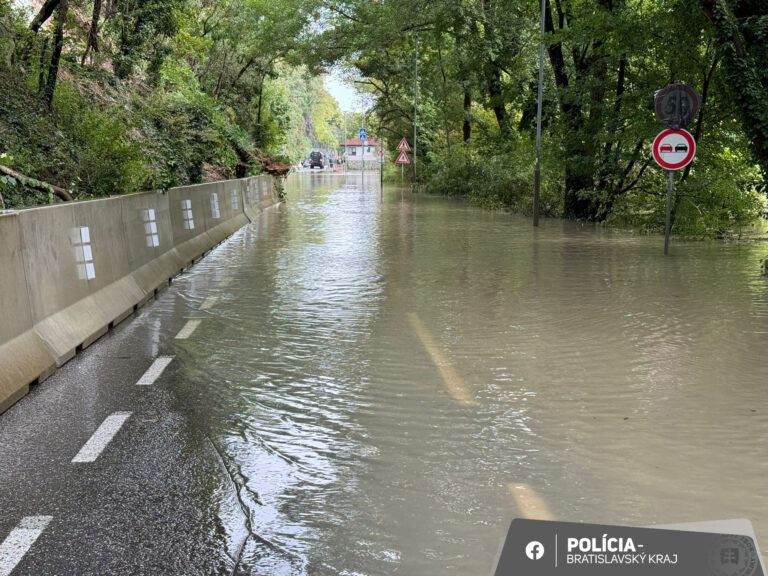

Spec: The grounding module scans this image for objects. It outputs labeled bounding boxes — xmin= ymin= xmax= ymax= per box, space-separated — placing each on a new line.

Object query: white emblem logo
xmin=526 ymin=541 xmax=545 ymax=560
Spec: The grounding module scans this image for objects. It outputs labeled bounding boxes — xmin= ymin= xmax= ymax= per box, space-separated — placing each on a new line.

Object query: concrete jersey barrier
xmin=0 ymin=174 xmax=279 ymax=414
xmin=0 ymin=213 xmax=56 ymax=413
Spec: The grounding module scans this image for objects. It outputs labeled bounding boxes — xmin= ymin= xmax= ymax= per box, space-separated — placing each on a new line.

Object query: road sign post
xmin=379 ymin=147 xmax=384 ymax=199
xmin=396 ymin=140 xmax=410 ymax=182
xmin=396 ymin=150 xmax=410 ymax=182
xmin=652 ymin=128 xmax=697 ymax=255
xmin=360 ymin=128 xmax=367 ymax=183
xmin=397 ymin=138 xmax=411 ymax=183
xmin=665 ymin=170 xmax=674 ymax=255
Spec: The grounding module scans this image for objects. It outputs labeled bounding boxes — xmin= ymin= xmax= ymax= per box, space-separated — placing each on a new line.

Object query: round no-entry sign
xmin=652 ymin=129 xmax=696 ymax=170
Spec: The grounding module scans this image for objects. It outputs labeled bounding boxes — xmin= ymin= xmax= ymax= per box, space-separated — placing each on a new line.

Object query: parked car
xmin=309 ymin=151 xmax=324 ymax=169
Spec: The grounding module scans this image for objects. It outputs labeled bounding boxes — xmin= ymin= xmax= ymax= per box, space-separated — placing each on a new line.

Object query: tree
xmin=44 ymin=0 xmax=67 ymax=107
xmin=701 ymin=0 xmax=768 ymax=178
xmin=29 ymin=0 xmax=60 ymax=33
xmin=81 ymin=0 xmax=103 ymax=65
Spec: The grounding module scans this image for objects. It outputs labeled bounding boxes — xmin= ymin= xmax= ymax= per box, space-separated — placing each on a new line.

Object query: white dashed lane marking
xmin=0 ymin=516 xmax=52 ymax=576
xmin=200 ymin=296 xmax=219 ymax=311
xmin=72 ymin=412 xmax=132 ymax=463
xmin=508 ymin=483 xmax=555 ymax=520
xmin=175 ymin=319 xmax=201 ymax=340
xmin=407 ymin=312 xmax=477 ymax=406
xmin=135 ymin=356 xmax=174 ymax=386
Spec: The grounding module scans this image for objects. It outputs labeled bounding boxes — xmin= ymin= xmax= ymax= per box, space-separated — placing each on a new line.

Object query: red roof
xmin=342 ymin=138 xmax=381 ymax=146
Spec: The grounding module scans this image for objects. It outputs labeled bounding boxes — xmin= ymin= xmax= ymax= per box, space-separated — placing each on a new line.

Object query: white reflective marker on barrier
xmin=210 ymin=193 xmax=221 ymax=219
xmin=181 ymin=199 xmax=195 ymax=230
xmin=143 ymin=209 xmax=159 ymax=248
xmin=73 ymin=226 xmax=96 ymax=280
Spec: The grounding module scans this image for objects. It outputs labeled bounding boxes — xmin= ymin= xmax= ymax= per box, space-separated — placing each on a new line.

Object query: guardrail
xmin=0 ymin=174 xmax=279 ymax=414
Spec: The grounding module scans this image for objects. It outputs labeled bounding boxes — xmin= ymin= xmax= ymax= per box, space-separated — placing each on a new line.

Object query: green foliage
xmin=424 ymin=138 xmax=562 ymax=216
xmin=307 ymin=0 xmax=766 ymax=234
xmin=52 ymin=84 xmax=148 ymax=197
xmin=0 ymin=0 xmax=332 ymax=207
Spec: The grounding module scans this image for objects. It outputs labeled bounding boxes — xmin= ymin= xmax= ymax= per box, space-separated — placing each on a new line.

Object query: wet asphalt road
xmin=0 ymin=243 xmax=253 ymax=575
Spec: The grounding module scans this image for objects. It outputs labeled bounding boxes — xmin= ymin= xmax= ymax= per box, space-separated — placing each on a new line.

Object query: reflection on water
xmin=170 ymin=173 xmax=768 ymax=575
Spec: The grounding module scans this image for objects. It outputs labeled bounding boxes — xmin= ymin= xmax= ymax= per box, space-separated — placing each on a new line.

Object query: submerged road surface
xmin=1 ymin=173 xmax=768 ymax=575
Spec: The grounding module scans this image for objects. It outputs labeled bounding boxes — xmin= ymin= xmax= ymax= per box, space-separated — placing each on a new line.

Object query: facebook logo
xmin=525 ymin=541 xmax=545 ymax=561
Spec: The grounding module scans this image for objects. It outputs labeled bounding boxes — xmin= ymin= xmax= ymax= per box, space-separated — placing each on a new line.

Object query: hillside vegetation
xmin=0 ymin=0 xmax=343 ymax=208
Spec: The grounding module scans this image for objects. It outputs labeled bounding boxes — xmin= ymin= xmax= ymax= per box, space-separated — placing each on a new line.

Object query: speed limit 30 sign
xmin=652 ymin=129 xmax=696 ymax=170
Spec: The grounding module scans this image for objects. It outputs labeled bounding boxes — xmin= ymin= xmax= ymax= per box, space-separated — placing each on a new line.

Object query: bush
xmin=424 ymin=137 xmax=563 ymax=216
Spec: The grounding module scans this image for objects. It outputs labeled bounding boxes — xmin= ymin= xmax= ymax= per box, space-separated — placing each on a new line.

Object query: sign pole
xmin=360 ymin=126 xmax=367 ymax=185
xmin=413 ymin=36 xmax=419 ymax=182
xmin=344 ymin=113 xmax=347 ymax=174
xmin=665 ymin=170 xmax=674 ymax=255
xmin=533 ymin=0 xmax=545 ymax=228
xmin=380 ymin=148 xmax=383 ymax=202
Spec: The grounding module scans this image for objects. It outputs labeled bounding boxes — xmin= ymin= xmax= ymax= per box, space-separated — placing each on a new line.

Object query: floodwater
xmin=166 ymin=173 xmax=768 ymax=575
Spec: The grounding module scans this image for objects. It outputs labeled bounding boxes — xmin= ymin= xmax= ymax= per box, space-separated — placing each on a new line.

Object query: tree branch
xmin=0 ymin=165 xmax=73 ymax=201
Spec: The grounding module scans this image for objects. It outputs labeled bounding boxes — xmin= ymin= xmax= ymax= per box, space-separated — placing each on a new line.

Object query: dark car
xmin=309 ymin=151 xmax=324 ymax=169
xmin=675 ymin=143 xmax=688 ymax=153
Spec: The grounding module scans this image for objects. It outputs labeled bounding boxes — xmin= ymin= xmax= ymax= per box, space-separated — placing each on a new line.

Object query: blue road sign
xmin=359 ymin=128 xmax=367 ymax=140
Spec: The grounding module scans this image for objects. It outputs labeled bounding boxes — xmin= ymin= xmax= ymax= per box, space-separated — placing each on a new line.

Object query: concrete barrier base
xmin=0 ymin=331 xmax=56 ymax=413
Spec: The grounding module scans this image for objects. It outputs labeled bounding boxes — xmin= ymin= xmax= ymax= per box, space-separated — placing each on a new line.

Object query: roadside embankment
xmin=0 ymin=175 xmax=280 ymax=413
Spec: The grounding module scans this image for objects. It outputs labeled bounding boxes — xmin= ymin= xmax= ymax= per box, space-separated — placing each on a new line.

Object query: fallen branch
xmin=0 ymin=165 xmax=73 ymax=202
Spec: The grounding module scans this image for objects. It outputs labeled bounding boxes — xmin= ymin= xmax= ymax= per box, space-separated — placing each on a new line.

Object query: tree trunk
xmin=37 ymin=36 xmax=49 ymax=94
xmin=29 ymin=0 xmax=61 ymax=33
xmin=44 ymin=0 xmax=68 ymax=107
xmin=563 ymin=168 xmax=598 ymax=220
xmin=436 ymin=41 xmax=452 ymax=152
xmin=682 ymin=55 xmax=718 ymax=183
xmin=255 ymin=77 xmax=265 ymax=145
xmin=81 ymin=0 xmax=103 ymax=66
xmin=463 ymin=90 xmax=472 ymax=142
xmin=0 ymin=165 xmax=73 ymax=201
xmin=487 ymin=65 xmax=510 ymax=138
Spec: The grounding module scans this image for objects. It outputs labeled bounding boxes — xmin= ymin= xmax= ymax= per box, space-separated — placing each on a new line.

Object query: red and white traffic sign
xmin=395 ymin=151 xmax=410 ymax=165
xmin=652 ymin=129 xmax=696 ymax=170
xmin=396 ymin=138 xmax=411 ymax=152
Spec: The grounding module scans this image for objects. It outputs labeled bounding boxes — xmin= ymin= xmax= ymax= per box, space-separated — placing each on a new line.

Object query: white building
xmin=342 ymin=138 xmax=381 ymax=169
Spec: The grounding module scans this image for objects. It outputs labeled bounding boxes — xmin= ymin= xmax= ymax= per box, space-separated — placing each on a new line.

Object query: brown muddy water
xmin=171 ymin=172 xmax=768 ymax=575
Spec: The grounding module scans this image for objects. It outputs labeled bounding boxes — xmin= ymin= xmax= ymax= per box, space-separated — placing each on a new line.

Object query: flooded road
xmin=168 ymin=173 xmax=768 ymax=574
xmin=2 ymin=172 xmax=767 ymax=575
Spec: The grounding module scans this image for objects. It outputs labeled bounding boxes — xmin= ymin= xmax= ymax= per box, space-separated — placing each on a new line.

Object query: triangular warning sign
xmin=396 ymin=151 xmax=411 ymax=164
xmin=397 ymin=138 xmax=411 ymax=151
